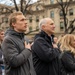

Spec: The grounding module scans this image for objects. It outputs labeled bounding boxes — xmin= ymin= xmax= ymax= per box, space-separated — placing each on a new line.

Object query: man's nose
xmin=53 ymin=24 xmax=55 ymax=28
xmin=24 ymin=20 xmax=27 ymax=24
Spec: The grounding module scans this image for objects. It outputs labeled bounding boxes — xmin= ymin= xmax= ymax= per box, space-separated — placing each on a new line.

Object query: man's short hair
xmin=39 ymin=18 xmax=51 ymax=30
xmin=9 ymin=11 xmax=23 ymax=28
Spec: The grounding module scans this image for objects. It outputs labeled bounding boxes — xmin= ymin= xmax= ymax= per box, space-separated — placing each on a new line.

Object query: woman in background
xmin=60 ymin=34 xmax=75 ymax=75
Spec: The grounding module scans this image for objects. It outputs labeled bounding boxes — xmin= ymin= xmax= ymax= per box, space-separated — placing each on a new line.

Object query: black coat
xmin=60 ymin=51 xmax=75 ymax=75
xmin=32 ymin=31 xmax=60 ymax=75
xmin=1 ymin=28 xmax=36 ymax=75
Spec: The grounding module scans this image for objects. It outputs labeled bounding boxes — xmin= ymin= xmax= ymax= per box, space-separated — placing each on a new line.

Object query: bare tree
xmin=10 ymin=0 xmax=33 ymax=15
xmin=56 ymin=0 xmax=75 ymax=33
xmin=0 ymin=0 xmax=33 ymax=15
xmin=0 ymin=0 xmax=40 ymax=36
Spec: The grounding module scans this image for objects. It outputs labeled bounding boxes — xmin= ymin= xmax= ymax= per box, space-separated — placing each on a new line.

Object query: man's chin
xmin=20 ymin=29 xmax=26 ymax=33
xmin=24 ymin=30 xmax=26 ymax=32
xmin=52 ymin=31 xmax=55 ymax=34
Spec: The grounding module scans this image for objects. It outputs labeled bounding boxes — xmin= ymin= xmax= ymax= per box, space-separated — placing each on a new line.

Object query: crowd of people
xmin=0 ymin=11 xmax=75 ymax=75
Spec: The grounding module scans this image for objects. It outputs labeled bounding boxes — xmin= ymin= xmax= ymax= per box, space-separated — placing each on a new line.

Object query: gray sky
xmin=0 ymin=0 xmax=37 ymax=5
xmin=33 ymin=0 xmax=37 ymax=2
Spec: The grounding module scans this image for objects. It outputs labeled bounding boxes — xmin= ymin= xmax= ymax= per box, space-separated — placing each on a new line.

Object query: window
xmin=50 ymin=0 xmax=54 ymax=4
xmin=36 ymin=6 xmax=39 ymax=11
xmin=29 ymin=17 xmax=32 ymax=23
xmin=69 ymin=9 xmax=73 ymax=15
xmin=5 ymin=18 xmax=8 ymax=23
xmin=60 ymin=11 xmax=63 ymax=16
xmin=60 ymin=22 xmax=64 ymax=29
xmin=2 ymin=17 xmax=8 ymax=23
xmin=0 ymin=8 xmax=3 ymax=12
xmin=43 ymin=16 xmax=45 ymax=18
xmin=36 ymin=25 xmax=39 ymax=30
xmin=50 ymin=11 xmax=54 ymax=18
xmin=29 ymin=26 xmax=32 ymax=31
xmin=59 ymin=0 xmax=62 ymax=2
xmin=36 ymin=16 xmax=39 ymax=22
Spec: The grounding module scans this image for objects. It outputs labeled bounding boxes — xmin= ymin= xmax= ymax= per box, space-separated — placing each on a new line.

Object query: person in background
xmin=53 ymin=36 xmax=58 ymax=44
xmin=1 ymin=11 xmax=36 ymax=75
xmin=32 ymin=18 xmax=60 ymax=75
xmin=60 ymin=34 xmax=75 ymax=75
xmin=57 ymin=34 xmax=64 ymax=49
xmin=0 ymin=29 xmax=4 ymax=75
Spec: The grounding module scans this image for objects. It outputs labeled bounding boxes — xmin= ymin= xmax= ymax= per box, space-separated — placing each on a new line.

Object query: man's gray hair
xmin=39 ymin=18 xmax=50 ymax=30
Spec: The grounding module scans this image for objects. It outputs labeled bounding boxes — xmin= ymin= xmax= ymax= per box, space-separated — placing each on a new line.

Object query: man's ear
xmin=12 ymin=23 xmax=15 ymax=27
xmin=42 ymin=25 xmax=45 ymax=30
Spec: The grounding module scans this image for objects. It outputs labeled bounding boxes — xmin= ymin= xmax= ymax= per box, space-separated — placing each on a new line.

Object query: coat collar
xmin=35 ymin=31 xmax=54 ymax=44
xmin=5 ymin=28 xmax=25 ymax=39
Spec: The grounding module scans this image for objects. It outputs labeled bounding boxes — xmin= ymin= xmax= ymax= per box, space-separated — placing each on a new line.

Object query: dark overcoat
xmin=60 ymin=51 xmax=75 ymax=75
xmin=32 ymin=31 xmax=61 ymax=75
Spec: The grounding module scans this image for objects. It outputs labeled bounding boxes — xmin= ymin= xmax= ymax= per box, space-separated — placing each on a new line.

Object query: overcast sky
xmin=0 ymin=0 xmax=37 ymax=5
xmin=33 ymin=0 xmax=37 ymax=2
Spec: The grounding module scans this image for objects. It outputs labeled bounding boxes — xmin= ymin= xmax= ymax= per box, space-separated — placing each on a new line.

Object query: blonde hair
xmin=9 ymin=11 xmax=23 ymax=28
xmin=60 ymin=34 xmax=75 ymax=54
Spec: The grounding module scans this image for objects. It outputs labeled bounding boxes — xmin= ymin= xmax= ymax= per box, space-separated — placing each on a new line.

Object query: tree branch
xmin=23 ymin=0 xmax=31 ymax=14
xmin=25 ymin=29 xmax=39 ymax=35
xmin=13 ymin=0 xmax=19 ymax=11
xmin=67 ymin=19 xmax=75 ymax=30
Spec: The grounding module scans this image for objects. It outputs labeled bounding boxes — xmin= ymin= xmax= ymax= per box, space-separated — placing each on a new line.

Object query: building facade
xmin=27 ymin=0 xmax=75 ymax=38
xmin=0 ymin=0 xmax=75 ymax=39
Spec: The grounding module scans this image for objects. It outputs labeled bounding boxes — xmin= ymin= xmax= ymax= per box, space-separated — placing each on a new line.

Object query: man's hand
xmin=52 ymin=43 xmax=58 ymax=48
xmin=25 ymin=41 xmax=31 ymax=50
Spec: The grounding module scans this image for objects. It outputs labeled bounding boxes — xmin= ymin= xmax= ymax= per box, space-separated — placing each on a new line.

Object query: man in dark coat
xmin=32 ymin=18 xmax=60 ymax=75
xmin=1 ymin=12 xmax=36 ymax=75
